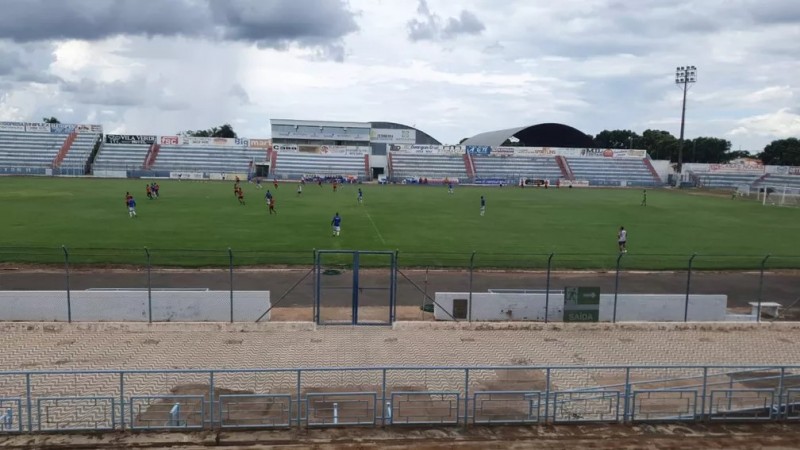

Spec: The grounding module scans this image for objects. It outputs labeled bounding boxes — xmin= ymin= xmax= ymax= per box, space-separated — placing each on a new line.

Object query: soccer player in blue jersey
xmin=265 ymin=189 xmax=273 ymax=204
xmin=127 ymin=196 xmax=137 ymax=218
xmin=331 ymin=212 xmax=342 ymax=237
xmin=480 ymin=195 xmax=486 ymax=216
xmin=357 ymin=188 xmax=363 ymax=205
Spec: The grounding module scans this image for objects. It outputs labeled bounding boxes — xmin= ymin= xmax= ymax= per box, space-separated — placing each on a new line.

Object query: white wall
xmin=0 ymin=290 xmax=270 ymax=322
xmin=93 ymin=170 xmax=127 ymax=178
xmin=369 ymin=155 xmax=387 ymax=170
xmin=434 ymin=292 xmax=727 ymax=322
xmin=649 ymin=160 xmax=672 ymax=182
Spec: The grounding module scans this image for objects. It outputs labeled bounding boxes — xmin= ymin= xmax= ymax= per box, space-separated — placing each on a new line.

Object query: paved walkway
xmin=0 ymin=322 xmax=798 ymax=371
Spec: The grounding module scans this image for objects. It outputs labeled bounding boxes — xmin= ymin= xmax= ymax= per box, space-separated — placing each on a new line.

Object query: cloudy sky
xmin=0 ymin=0 xmax=798 ymax=151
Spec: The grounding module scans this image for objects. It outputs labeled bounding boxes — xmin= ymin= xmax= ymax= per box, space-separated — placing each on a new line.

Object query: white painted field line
xmin=364 ymin=209 xmax=387 ymax=245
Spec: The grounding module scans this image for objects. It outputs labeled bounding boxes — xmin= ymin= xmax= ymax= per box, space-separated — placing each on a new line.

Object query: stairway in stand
xmin=143 ymin=143 xmax=161 ymax=170
xmin=52 ymin=132 xmax=77 ymax=169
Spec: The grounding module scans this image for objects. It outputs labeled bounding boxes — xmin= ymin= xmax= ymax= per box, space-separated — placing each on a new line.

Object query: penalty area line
xmin=364 ymin=209 xmax=386 ymax=245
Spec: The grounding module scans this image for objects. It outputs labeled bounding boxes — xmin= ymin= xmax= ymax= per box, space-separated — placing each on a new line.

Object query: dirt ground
xmin=3 ymin=423 xmax=800 ymax=449
xmin=1 ymin=266 xmax=798 ymax=317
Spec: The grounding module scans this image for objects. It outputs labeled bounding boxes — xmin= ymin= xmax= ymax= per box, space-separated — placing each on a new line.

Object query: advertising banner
xmin=441 ymin=145 xmax=465 ymax=154
xmin=370 ymin=128 xmax=416 ymax=144
xmin=513 ymin=147 xmax=559 ymax=157
xmin=474 ymin=178 xmax=509 ymax=185
xmin=708 ymin=163 xmax=765 ymax=174
xmin=554 ymin=148 xmax=582 ymax=157
xmin=50 ymin=123 xmax=77 ymax=134
xmin=0 ymin=121 xmax=26 ymax=132
xmin=272 ymin=144 xmax=299 ymax=153
xmin=466 ymin=145 xmax=492 ymax=156
xmin=105 ymin=134 xmax=157 ymax=145
xmin=319 ymin=145 xmax=371 ymax=155
xmin=249 ymin=138 xmax=271 ymax=149
xmin=490 ymin=147 xmax=516 ymax=157
xmin=160 ymin=135 xmax=179 ymax=145
xmin=790 ymin=167 xmax=800 ymax=176
xmin=612 ymin=149 xmax=647 ymax=158
xmin=273 ymin=128 xmax=370 ymax=141
xmin=580 ymin=148 xmax=614 ymax=157
xmin=169 ymin=172 xmax=204 ymax=180
xmin=25 ymin=122 xmax=52 ymax=133
xmin=178 ymin=136 xmax=248 ymax=147
xmin=73 ymin=124 xmax=102 ymax=133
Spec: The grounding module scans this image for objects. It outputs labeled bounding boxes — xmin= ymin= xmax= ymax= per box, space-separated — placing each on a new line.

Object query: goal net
xmin=759 ymin=185 xmax=800 ymax=207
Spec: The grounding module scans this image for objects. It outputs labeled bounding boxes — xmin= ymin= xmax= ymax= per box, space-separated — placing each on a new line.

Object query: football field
xmin=1 ymin=177 xmax=798 ymax=268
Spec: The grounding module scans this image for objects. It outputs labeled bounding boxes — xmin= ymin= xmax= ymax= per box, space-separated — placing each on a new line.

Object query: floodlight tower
xmin=675 ymin=65 xmax=697 ymax=175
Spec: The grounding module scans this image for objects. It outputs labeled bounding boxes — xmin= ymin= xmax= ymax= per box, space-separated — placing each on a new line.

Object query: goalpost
xmin=759 ymin=185 xmax=800 ymax=207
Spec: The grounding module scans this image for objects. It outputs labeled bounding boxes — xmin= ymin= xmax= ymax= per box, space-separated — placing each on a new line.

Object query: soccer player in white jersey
xmin=618 ymin=226 xmax=627 ymax=253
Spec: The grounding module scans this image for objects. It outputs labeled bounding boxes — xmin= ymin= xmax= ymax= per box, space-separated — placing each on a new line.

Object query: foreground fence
xmin=1 ymin=364 xmax=800 ymax=433
xmin=0 ymin=247 xmax=798 ymax=323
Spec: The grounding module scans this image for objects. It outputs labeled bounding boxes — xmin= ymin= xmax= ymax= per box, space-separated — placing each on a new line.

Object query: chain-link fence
xmin=0 ymin=247 xmax=797 ymax=323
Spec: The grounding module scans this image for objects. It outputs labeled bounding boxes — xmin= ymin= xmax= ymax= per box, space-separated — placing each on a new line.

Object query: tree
xmin=721 ymin=150 xmax=752 ymax=162
xmin=180 ymin=123 xmax=237 ymax=138
xmin=758 ymin=138 xmax=800 ymax=166
xmin=42 ymin=117 xmax=60 ymax=124
xmin=640 ymin=129 xmax=679 ymax=161
xmin=594 ymin=129 xmax=641 ymax=149
xmin=687 ymin=137 xmax=731 ymax=163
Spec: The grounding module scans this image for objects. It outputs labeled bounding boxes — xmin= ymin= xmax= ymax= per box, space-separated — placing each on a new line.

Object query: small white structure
xmin=434 ymin=292 xmax=728 ymax=322
xmin=749 ymin=302 xmax=782 ymax=319
xmin=0 ymin=290 xmax=270 ymax=322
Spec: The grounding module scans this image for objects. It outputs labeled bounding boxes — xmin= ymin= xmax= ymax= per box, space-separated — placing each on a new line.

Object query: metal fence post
xmin=228 ymin=248 xmax=234 ymax=323
xmin=543 ymin=368 xmax=551 ymax=423
xmin=209 ymin=371 xmax=215 ymax=428
xmin=144 ymin=247 xmax=152 ymax=323
xmin=25 ymin=373 xmax=32 ymax=433
xmin=778 ymin=367 xmax=785 ymax=420
xmin=464 ymin=369 xmax=470 ymax=427
xmin=119 ymin=372 xmax=125 ymax=430
xmin=700 ymin=367 xmax=708 ymax=421
xmin=312 ymin=249 xmax=318 ymax=324
xmin=545 ymin=253 xmax=554 ymax=323
xmin=468 ymin=251 xmax=476 ymax=322
xmin=757 ymin=254 xmax=770 ymax=323
xmin=612 ymin=252 xmax=624 ymax=323
xmin=62 ymin=245 xmax=71 ymax=323
xmin=296 ymin=370 xmax=302 ymax=427
xmin=684 ymin=253 xmax=697 ymax=322
xmin=381 ymin=369 xmax=387 ymax=427
xmin=623 ymin=367 xmax=631 ymax=423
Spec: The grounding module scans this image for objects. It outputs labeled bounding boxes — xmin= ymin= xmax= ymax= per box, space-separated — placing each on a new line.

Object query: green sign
xmin=563 ymin=286 xmax=601 ymax=322
xmin=565 ymin=287 xmax=600 ymax=306
xmin=564 ymin=310 xmax=600 ymax=322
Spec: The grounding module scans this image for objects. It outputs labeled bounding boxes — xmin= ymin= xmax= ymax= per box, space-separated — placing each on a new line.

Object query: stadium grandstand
xmin=2 ymin=119 xmax=800 ymax=193
xmin=0 ymin=121 xmax=102 ymax=176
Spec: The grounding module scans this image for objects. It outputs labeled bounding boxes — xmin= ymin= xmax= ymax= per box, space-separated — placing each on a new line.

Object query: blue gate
xmin=314 ymin=250 xmax=397 ymax=325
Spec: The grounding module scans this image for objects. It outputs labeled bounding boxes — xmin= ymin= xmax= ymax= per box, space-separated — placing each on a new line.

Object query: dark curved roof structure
xmin=370 ymin=121 xmax=442 ymax=145
xmin=463 ymin=123 xmax=595 ymax=148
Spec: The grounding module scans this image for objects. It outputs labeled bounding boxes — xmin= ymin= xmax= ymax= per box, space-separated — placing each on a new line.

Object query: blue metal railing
xmin=1 ymin=364 xmax=800 ymax=432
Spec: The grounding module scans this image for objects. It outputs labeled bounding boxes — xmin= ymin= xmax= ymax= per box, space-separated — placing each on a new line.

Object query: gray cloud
xmin=442 ymin=11 xmax=485 ymax=38
xmin=407 ymin=0 xmax=485 ymax=42
xmin=0 ymin=0 xmax=358 ymax=61
xmin=228 ymin=83 xmax=251 ymax=105
xmin=60 ymin=78 xmax=146 ymax=107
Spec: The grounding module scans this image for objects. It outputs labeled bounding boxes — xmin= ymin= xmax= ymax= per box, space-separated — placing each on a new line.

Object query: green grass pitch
xmin=0 ymin=177 xmax=798 ymax=269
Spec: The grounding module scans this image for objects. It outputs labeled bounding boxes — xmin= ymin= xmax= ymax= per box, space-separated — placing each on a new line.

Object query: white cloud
xmin=729 ymin=109 xmax=800 ymax=138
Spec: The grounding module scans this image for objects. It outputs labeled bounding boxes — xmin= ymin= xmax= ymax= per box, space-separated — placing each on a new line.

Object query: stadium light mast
xmin=675 ymin=65 xmax=697 ymax=176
